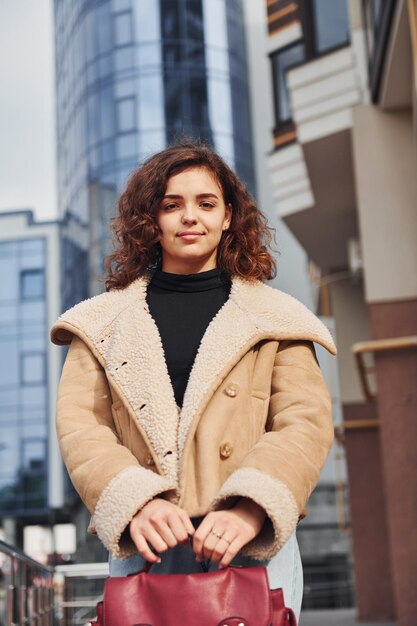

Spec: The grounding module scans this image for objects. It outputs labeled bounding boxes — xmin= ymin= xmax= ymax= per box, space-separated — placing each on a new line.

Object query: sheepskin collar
xmin=51 ymin=273 xmax=336 ymax=481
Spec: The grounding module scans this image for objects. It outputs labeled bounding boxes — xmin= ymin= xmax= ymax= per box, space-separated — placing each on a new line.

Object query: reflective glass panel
xmin=115 ymin=12 xmax=132 ymax=46
xmin=133 ymin=0 xmax=160 ymax=42
xmin=0 ymin=257 xmax=18 ymax=301
xmin=21 ymin=386 xmax=46 ymax=409
xmin=117 ymin=98 xmax=136 ymax=132
xmin=271 ymin=42 xmax=305 ymax=124
xmin=137 ymin=75 xmax=165 ymax=129
xmin=112 ymin=0 xmax=131 ymax=11
xmin=23 ymin=439 xmax=46 ymax=471
xmin=20 ymin=269 xmax=45 ymax=300
xmin=115 ymin=46 xmax=134 ymax=71
xmin=21 ymin=353 xmax=46 ymax=385
xmin=0 ymin=341 xmax=19 ymax=385
xmin=97 ymin=3 xmax=112 ymax=54
xmin=117 ymin=133 xmax=137 ymax=158
xmin=312 ymin=0 xmax=350 ymax=53
xmin=100 ymin=85 xmax=116 ymax=140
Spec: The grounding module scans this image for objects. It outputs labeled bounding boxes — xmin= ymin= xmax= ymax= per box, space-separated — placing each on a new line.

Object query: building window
xmin=114 ymin=11 xmax=133 ymax=47
xmin=117 ymin=132 xmax=137 ymax=159
xmin=20 ymin=269 xmax=45 ymax=300
xmin=117 ymin=97 xmax=136 ymax=132
xmin=311 ymin=0 xmax=350 ymax=54
xmin=21 ymin=353 xmax=46 ymax=385
xmin=362 ymin=0 xmax=397 ymax=102
xmin=271 ymin=41 xmax=305 ymax=126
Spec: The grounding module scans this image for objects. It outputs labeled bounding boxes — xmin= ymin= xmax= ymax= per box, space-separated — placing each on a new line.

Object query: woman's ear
xmin=224 ymin=203 xmax=232 ymax=230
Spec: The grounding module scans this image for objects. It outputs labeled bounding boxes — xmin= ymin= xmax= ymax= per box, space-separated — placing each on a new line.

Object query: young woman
xmin=50 ymin=141 xmax=336 ymax=621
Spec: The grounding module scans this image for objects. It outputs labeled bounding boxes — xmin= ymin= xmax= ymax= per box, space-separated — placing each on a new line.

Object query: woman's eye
xmin=201 ymin=202 xmax=214 ymax=208
xmin=163 ymin=203 xmax=178 ymax=210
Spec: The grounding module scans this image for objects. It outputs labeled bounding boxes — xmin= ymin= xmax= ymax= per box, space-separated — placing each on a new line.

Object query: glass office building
xmin=54 ymin=0 xmax=255 ymax=290
xmin=0 ymin=237 xmax=49 ymax=516
xmin=0 ymin=210 xmax=88 ymax=534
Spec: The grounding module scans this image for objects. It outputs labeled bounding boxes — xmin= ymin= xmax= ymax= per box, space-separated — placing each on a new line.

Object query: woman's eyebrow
xmin=162 ymin=193 xmax=219 ymax=200
xmin=197 ymin=193 xmax=219 ymax=199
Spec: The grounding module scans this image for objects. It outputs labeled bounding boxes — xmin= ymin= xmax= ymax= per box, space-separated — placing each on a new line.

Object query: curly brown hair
xmin=103 ymin=140 xmax=276 ymax=290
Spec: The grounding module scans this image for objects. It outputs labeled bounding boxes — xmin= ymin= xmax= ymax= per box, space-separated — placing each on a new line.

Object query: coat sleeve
xmin=55 ymin=335 xmax=177 ymax=559
xmin=209 ymin=339 xmax=334 ymax=560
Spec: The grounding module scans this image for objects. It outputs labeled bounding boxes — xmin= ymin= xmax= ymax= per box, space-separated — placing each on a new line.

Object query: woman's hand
xmin=129 ymin=498 xmax=195 ymax=563
xmin=193 ymin=498 xmax=266 ymax=568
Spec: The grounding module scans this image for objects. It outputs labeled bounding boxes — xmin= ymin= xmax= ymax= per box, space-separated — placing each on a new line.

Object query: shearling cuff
xmin=210 ymin=467 xmax=299 ymax=561
xmin=93 ymin=465 xmax=177 ymax=559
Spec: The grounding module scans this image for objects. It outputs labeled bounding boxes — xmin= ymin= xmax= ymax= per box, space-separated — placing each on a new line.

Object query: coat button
xmin=225 ymin=384 xmax=238 ymax=397
xmin=219 ymin=442 xmax=233 ymax=459
xmin=145 ymin=454 xmax=155 ymax=466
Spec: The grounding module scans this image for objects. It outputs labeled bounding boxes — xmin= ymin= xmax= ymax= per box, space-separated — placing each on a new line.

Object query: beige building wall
xmin=330 ymin=279 xmax=371 ymax=403
xmin=352 ymin=105 xmax=417 ymax=303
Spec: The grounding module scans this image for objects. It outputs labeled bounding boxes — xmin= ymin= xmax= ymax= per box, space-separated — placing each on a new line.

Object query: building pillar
xmin=330 ymin=278 xmax=396 ymax=619
xmin=369 ymin=300 xmax=417 ymax=626
xmin=342 ymin=403 xmax=395 ymax=621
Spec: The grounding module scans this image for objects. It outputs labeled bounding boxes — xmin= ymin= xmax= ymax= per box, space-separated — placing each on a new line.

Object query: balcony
xmin=268 ymin=45 xmax=365 ymax=271
xmin=287 ymin=46 xmax=363 ymax=142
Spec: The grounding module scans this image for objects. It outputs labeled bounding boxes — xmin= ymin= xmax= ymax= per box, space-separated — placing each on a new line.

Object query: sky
xmin=0 ymin=0 xmax=57 ymax=221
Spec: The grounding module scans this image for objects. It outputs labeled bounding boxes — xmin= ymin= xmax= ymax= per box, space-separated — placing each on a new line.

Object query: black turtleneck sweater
xmin=146 ymin=268 xmax=232 ymax=408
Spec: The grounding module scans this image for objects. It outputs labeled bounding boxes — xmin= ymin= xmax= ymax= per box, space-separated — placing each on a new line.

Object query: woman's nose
xmin=181 ymin=209 xmax=198 ymax=224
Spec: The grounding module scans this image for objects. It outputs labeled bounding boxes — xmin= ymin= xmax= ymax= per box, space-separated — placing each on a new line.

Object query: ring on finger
xmin=220 ymin=536 xmax=232 ymax=545
xmin=211 ymin=529 xmax=223 ymax=539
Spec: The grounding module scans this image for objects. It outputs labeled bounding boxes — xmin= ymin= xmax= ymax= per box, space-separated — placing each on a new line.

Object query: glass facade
xmin=55 ymin=0 xmax=255 ymax=290
xmin=0 ymin=238 xmax=49 ymax=515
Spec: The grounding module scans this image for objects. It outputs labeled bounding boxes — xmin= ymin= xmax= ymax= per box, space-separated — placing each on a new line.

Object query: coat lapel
xmin=105 ymin=295 xmax=179 ymax=479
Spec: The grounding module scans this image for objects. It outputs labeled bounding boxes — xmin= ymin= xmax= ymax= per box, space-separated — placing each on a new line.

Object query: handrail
xmin=0 ymin=539 xmax=54 ymax=573
xmin=352 ymin=335 xmax=417 ymax=401
xmin=0 ymin=539 xmax=54 ymax=625
xmin=335 ymin=418 xmax=379 ymax=441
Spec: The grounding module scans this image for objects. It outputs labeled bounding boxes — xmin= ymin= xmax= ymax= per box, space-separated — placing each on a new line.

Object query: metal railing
xmin=54 ymin=563 xmax=108 ymax=626
xmin=0 ymin=540 xmax=54 ymax=625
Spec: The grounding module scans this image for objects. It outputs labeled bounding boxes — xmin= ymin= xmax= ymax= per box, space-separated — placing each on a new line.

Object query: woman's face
xmin=156 ymin=166 xmax=231 ymax=274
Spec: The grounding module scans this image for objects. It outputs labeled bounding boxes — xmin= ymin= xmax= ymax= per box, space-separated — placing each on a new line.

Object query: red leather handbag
xmin=90 ymin=562 xmax=298 ymax=626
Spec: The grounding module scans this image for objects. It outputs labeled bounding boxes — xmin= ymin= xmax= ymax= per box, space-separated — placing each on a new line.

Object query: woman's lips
xmin=177 ymin=232 xmax=203 ymax=241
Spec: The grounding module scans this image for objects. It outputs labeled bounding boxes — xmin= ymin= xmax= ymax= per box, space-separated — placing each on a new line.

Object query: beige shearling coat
xmin=50 ymin=272 xmax=337 ymax=562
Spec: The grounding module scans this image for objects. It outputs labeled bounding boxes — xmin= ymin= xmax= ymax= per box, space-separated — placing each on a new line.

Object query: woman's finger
xmin=150 ymin=520 xmax=178 ymax=549
xmin=201 ymin=530 xmax=221 ymax=560
xmin=193 ymin=518 xmax=215 ymax=558
xmin=179 ymin=510 xmax=196 ymax=537
xmin=219 ymin=536 xmax=245 ymax=568
xmin=209 ymin=535 xmax=236 ymax=564
xmin=166 ymin=513 xmax=191 ymax=545
xmin=142 ymin=526 xmax=169 ymax=554
xmin=133 ymin=534 xmax=161 ymax=564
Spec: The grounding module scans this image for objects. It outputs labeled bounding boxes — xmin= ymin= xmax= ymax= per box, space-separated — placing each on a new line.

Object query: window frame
xmin=20 ymin=352 xmax=47 ymax=386
xmin=20 ymin=269 xmax=45 ymax=301
xmin=270 ymin=39 xmax=306 ymax=132
xmin=361 ymin=0 xmax=397 ymax=102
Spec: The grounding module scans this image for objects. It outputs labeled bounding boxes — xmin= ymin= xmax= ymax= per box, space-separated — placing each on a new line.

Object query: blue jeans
xmin=108 ymin=520 xmax=303 ymax=622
